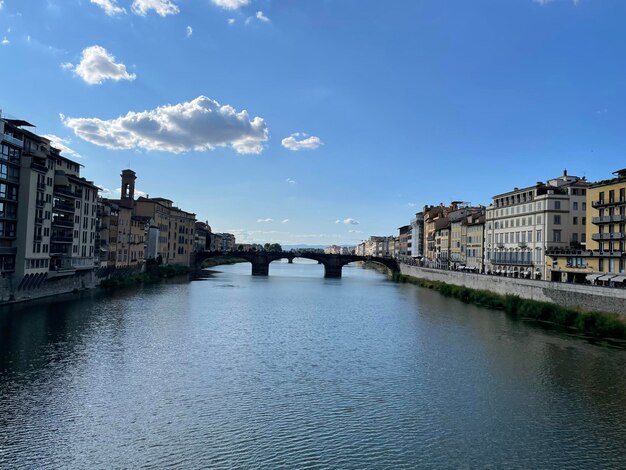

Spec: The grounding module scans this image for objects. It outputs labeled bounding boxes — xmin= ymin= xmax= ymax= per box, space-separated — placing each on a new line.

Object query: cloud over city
xmin=335 ymin=218 xmax=360 ymax=225
xmin=90 ymin=0 xmax=126 ymax=16
xmin=131 ymin=0 xmax=179 ymax=16
xmin=63 ymin=45 xmax=135 ymax=85
xmin=42 ymin=134 xmax=81 ymax=158
xmin=62 ymin=95 xmax=269 ymax=154
xmin=281 ymin=133 xmax=323 ymax=151
xmin=257 ymin=218 xmax=274 ymax=223
xmin=212 ymin=0 xmax=249 ymax=10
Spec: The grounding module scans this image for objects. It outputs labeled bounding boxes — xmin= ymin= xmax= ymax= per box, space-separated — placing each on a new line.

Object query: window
xmin=555 ymin=200 xmax=561 ymax=210
xmin=573 ymin=217 xmax=578 ymax=225
xmin=553 ymin=230 xmax=562 ymax=242
xmin=536 ymin=230 xmax=542 ymax=242
xmin=573 ymin=202 xmax=578 ymax=211
xmin=554 ymin=215 xmax=561 ymax=225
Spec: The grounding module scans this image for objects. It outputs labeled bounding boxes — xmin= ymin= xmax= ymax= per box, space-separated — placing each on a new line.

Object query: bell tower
xmin=120 ymin=169 xmax=137 ymax=209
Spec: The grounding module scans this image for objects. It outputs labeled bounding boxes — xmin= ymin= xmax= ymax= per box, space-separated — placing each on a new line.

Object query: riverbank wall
xmin=0 ymin=265 xmax=145 ymax=304
xmin=399 ymin=264 xmax=626 ymax=317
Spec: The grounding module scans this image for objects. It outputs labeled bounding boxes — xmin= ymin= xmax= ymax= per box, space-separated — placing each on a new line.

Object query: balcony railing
xmin=490 ymin=258 xmax=533 ymax=266
xmin=54 ymin=187 xmax=82 ymax=199
xmin=591 ymin=232 xmax=625 ymax=241
xmin=592 ymin=214 xmax=626 ymax=224
xmin=2 ymin=133 xmax=23 ymax=147
xmin=52 ymin=236 xmax=73 ymax=243
xmin=53 ymin=201 xmax=75 ymax=213
xmin=34 ymin=216 xmax=43 ymax=225
xmin=52 ymin=218 xmax=73 ymax=228
xmin=36 ymin=199 xmax=45 ymax=208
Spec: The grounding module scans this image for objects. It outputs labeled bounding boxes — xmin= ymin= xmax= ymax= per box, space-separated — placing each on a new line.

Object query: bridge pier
xmin=323 ymin=264 xmax=343 ymax=278
xmin=251 ymin=262 xmax=269 ymax=276
xmin=288 ymin=258 xmax=293 ymax=264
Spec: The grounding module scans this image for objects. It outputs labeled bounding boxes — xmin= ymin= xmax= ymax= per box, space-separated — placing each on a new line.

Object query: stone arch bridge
xmin=193 ymin=251 xmax=399 ymax=278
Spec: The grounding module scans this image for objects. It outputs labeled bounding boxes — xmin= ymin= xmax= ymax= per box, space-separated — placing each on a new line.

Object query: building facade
xmin=485 ymin=171 xmax=588 ymax=280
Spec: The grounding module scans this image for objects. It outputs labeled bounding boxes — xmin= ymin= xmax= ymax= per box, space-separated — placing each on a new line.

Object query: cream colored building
xmin=485 ymin=171 xmax=588 ymax=280
xmin=547 ymin=169 xmax=626 ymax=285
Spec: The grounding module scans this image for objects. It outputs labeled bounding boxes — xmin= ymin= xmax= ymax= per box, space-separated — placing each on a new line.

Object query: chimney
xmin=120 ymin=169 xmax=137 ymax=209
xmin=563 ymin=169 xmax=568 ymax=176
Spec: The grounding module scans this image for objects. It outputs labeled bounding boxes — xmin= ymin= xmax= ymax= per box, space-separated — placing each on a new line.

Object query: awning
xmin=611 ymin=275 xmax=626 ymax=283
xmin=586 ymin=273 xmax=601 ymax=282
xmin=598 ymin=274 xmax=616 ymax=282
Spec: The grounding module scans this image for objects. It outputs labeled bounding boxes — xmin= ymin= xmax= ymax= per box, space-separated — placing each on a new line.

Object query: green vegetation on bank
xmin=392 ymin=273 xmax=626 ymax=340
xmin=100 ymin=265 xmax=190 ymax=288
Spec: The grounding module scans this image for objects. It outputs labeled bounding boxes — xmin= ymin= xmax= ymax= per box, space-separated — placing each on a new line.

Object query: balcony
xmin=52 ymin=218 xmax=73 ymax=228
xmin=592 ymin=214 xmax=626 ymax=224
xmin=2 ymin=133 xmax=23 ymax=148
xmin=592 ymin=232 xmax=625 ymax=241
xmin=34 ymin=216 xmax=44 ymax=225
xmin=592 ymin=199 xmax=625 ymax=208
xmin=31 ymin=162 xmax=48 ymax=173
xmin=36 ymin=199 xmax=45 ymax=208
xmin=490 ymin=258 xmax=533 ymax=266
xmin=54 ymin=187 xmax=81 ymax=199
xmin=33 ymin=234 xmax=42 ymax=241
xmin=53 ymin=201 xmax=74 ymax=213
xmin=52 ymin=236 xmax=74 ymax=243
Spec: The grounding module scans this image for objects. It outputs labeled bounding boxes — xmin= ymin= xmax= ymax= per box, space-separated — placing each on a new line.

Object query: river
xmin=1 ymin=261 xmax=625 ymax=469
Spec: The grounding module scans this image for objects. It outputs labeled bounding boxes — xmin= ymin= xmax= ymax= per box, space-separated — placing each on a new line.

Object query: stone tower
xmin=120 ymin=169 xmax=137 ymax=209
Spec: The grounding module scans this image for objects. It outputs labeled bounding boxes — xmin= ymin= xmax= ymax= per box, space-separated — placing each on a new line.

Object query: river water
xmin=1 ymin=261 xmax=625 ymax=469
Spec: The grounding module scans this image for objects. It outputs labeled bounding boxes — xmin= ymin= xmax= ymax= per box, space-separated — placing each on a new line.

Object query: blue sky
xmin=1 ymin=0 xmax=625 ymax=245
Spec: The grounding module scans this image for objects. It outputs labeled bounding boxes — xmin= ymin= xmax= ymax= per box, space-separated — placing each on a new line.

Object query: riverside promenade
xmin=399 ymin=263 xmax=626 ymax=316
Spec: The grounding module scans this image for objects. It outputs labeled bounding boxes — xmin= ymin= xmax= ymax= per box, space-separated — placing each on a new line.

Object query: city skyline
xmin=2 ymin=0 xmax=626 ymax=245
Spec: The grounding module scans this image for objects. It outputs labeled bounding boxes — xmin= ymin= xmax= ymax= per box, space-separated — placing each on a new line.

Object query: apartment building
xmin=408 ymin=212 xmax=424 ymax=258
xmin=547 ymin=169 xmax=626 ymax=285
xmin=134 ymin=192 xmax=196 ymax=267
xmin=194 ymin=221 xmax=211 ymax=252
xmin=397 ymin=225 xmax=410 ymax=257
xmin=0 ymin=117 xmax=100 ymax=286
xmin=485 ymin=171 xmax=588 ymax=280
xmin=465 ymin=211 xmax=486 ymax=272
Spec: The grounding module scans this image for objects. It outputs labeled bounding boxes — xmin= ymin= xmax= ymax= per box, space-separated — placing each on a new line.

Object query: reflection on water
xmin=1 ymin=262 xmax=625 ymax=469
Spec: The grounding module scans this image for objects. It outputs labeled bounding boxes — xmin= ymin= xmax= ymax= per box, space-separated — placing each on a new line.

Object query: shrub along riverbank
xmin=392 ymin=273 xmax=626 ymax=340
xmin=100 ymin=265 xmax=190 ymax=288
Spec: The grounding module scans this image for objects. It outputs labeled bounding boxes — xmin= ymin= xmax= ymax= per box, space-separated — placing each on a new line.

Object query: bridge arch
xmin=192 ymin=251 xmax=399 ymax=279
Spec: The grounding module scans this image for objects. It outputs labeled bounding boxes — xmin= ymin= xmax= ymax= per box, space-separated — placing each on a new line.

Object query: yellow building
xmin=547 ymin=168 xmax=626 ymax=285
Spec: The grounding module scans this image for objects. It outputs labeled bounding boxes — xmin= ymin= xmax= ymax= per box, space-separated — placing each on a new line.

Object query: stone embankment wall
xmin=0 ymin=266 xmax=143 ymax=304
xmin=399 ymin=264 xmax=626 ymax=316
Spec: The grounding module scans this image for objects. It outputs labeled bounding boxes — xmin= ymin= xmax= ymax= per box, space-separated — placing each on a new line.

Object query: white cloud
xmin=281 ymin=132 xmax=323 ymax=151
xmin=257 ymin=218 xmax=274 ymax=223
xmin=256 ymin=10 xmax=270 ymax=22
xmin=90 ymin=0 xmax=126 ymax=15
xmin=42 ymin=134 xmax=81 ymax=158
xmin=131 ymin=0 xmax=179 ymax=16
xmin=114 ymin=187 xmax=146 ymax=197
xmin=1 ymin=37 xmax=8 ymax=46
xmin=62 ymin=95 xmax=268 ymax=155
xmin=281 ymin=219 xmax=289 ymax=224
xmin=96 ymin=184 xmax=113 ymax=196
xmin=228 ymin=18 xmax=236 ymax=25
xmin=335 ymin=218 xmax=360 ymax=225
xmin=348 ymin=230 xmax=362 ymax=234
xmin=186 ymin=25 xmax=193 ymax=37
xmin=212 ymin=0 xmax=249 ymax=10
xmin=0 ymin=1 xmax=4 ymax=10
xmin=285 ymin=177 xmax=296 ymax=184
xmin=533 ymin=0 xmax=579 ymax=5
xmin=408 ymin=202 xmax=417 ymax=208
xmin=64 ymin=45 xmax=136 ymax=85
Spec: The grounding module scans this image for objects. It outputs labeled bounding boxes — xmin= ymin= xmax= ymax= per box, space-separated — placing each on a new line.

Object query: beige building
xmin=134 ymin=189 xmax=196 ymax=267
xmin=465 ymin=211 xmax=486 ymax=272
xmin=547 ymin=169 xmax=626 ymax=285
xmin=485 ymin=171 xmax=588 ymax=280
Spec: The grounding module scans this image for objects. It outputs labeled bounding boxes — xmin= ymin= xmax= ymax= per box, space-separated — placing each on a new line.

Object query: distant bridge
xmin=193 ymin=251 xmax=399 ymax=278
